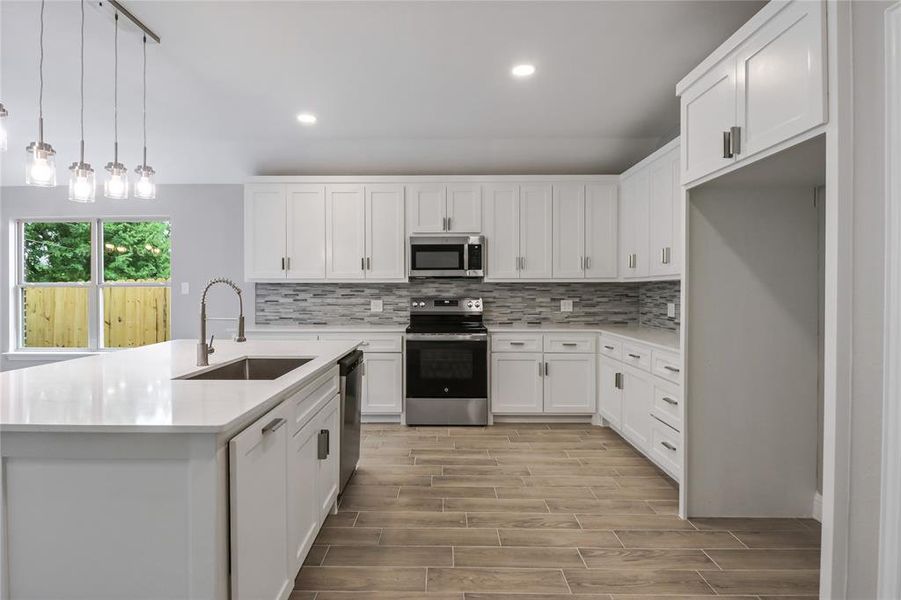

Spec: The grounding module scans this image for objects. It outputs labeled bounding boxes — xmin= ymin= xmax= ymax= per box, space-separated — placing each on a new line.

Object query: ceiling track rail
xmin=96 ymin=0 xmax=160 ymax=44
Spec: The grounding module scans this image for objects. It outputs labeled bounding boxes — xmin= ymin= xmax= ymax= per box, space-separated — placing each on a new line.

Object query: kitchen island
xmin=0 ymin=339 xmax=359 ymax=600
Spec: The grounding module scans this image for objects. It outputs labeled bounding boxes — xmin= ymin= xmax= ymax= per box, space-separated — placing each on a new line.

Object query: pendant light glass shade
xmin=68 ymin=0 xmax=95 ymax=203
xmin=134 ymin=36 xmax=156 ymax=199
xmin=0 ymin=103 xmax=8 ymax=151
xmin=26 ymin=0 xmax=57 ymax=186
xmin=104 ymin=13 xmax=128 ymax=199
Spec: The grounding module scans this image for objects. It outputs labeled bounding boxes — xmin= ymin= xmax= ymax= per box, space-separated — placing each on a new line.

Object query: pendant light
xmin=0 ymin=103 xmax=8 ymax=152
xmin=68 ymin=0 xmax=95 ymax=203
xmin=25 ymin=0 xmax=57 ymax=186
xmin=103 ymin=13 xmax=128 ymax=199
xmin=134 ymin=35 xmax=156 ymax=200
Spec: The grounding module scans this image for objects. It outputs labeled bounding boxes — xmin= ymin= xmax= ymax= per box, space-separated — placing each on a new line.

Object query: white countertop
xmin=488 ymin=324 xmax=680 ymax=351
xmin=0 ymin=339 xmax=360 ymax=434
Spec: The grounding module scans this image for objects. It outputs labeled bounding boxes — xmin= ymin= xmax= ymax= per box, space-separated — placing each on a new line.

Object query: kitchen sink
xmin=179 ymin=357 xmax=312 ymax=381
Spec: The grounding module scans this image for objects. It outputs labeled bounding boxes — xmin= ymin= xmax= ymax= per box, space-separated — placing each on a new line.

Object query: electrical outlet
xmin=370 ymin=299 xmax=383 ymax=313
xmin=560 ymin=299 xmax=573 ymax=313
xmin=180 ymin=282 xmax=190 ymax=295
xmin=667 ymin=302 xmax=676 ymax=318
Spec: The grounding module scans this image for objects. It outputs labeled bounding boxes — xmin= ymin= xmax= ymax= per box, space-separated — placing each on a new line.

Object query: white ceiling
xmin=0 ymin=0 xmax=764 ymax=185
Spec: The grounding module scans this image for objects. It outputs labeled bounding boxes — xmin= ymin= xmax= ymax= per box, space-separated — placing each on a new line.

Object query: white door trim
xmin=878 ymin=3 xmax=901 ymax=598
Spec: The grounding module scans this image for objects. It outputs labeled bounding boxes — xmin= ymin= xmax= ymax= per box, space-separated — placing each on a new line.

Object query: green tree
xmin=23 ymin=221 xmax=171 ymax=283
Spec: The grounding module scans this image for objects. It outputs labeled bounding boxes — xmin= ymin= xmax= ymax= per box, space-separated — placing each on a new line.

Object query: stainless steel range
xmin=405 ymin=297 xmax=489 ymax=426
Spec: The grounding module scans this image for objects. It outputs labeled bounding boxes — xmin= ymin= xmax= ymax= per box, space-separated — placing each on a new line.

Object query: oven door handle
xmin=405 ymin=333 xmax=488 ymax=342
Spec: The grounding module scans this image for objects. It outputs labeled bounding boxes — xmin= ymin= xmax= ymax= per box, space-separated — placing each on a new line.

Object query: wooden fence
xmin=23 ymin=281 xmax=170 ymax=348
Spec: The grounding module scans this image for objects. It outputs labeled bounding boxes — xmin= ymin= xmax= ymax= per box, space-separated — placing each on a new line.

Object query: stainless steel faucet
xmin=198 ymin=278 xmax=247 ymax=366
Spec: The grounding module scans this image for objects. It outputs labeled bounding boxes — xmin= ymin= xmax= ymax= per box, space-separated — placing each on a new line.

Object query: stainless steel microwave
xmin=408 ymin=235 xmax=484 ymax=278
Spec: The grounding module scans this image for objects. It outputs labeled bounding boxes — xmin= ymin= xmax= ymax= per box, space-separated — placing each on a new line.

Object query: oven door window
xmin=411 ymin=244 xmax=464 ymax=271
xmin=406 ymin=340 xmax=488 ymax=399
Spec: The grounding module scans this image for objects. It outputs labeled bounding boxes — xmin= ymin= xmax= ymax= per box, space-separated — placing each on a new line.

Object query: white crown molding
xmin=878 ymin=3 xmax=901 ymax=599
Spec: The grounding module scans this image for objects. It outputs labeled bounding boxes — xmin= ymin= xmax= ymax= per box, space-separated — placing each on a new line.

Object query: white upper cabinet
xmin=286 ymin=185 xmax=326 ymax=280
xmin=519 ymin=184 xmax=553 ymax=279
xmin=552 ymin=182 xmax=618 ymax=280
xmin=648 ymin=149 xmax=681 ymax=277
xmin=406 ymin=184 xmax=446 ymax=233
xmin=681 ymin=58 xmax=737 ymax=183
xmin=552 ymin=183 xmax=587 ymax=279
xmin=446 ymin=184 xmax=482 ymax=233
xmin=406 ymin=183 xmax=482 ymax=233
xmin=365 ymin=185 xmax=406 ymax=280
xmin=245 ymin=184 xmax=287 ymax=280
xmin=325 ymin=185 xmax=367 ymax=280
xmin=619 ymin=170 xmax=650 ymax=279
xmin=678 ymin=0 xmax=826 ymax=184
xmin=483 ymin=184 xmax=521 ymax=279
xmin=585 ymin=183 xmax=619 ymax=279
xmin=735 ymin=0 xmax=826 ymax=158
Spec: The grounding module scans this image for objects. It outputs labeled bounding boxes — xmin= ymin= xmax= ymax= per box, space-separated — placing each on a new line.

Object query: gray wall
xmin=0 ymin=184 xmax=247 ymax=372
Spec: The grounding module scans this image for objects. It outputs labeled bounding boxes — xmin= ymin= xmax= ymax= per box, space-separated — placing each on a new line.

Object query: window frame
xmin=14 ymin=217 xmax=172 ymax=352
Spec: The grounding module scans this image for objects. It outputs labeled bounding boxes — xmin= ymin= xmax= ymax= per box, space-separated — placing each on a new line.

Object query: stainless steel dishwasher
xmin=338 ymin=350 xmax=363 ymax=493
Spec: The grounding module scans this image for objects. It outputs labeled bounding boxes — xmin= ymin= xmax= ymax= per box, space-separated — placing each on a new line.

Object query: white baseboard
xmin=491 ymin=415 xmax=595 ymax=424
xmin=813 ymin=491 xmax=823 ymax=522
xmin=361 ymin=414 xmax=402 ymax=424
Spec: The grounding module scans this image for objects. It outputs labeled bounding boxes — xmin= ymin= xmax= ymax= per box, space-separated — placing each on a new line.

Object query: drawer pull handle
xmin=662 ymin=397 xmax=678 ymax=406
xmin=663 ymin=366 xmax=681 ymax=373
xmin=510 ymin=341 xmax=526 ymax=346
xmin=318 ymin=429 xmax=330 ymax=459
xmin=603 ymin=345 xmax=615 ymax=350
xmin=627 ymin=353 xmax=641 ymax=359
xmin=562 ymin=342 xmax=578 ymax=347
xmin=661 ymin=441 xmax=677 ymax=451
xmin=261 ymin=417 xmax=286 ymax=435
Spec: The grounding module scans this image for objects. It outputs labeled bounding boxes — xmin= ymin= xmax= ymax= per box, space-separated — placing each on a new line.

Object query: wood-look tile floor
xmin=293 ymin=424 xmax=821 ymax=599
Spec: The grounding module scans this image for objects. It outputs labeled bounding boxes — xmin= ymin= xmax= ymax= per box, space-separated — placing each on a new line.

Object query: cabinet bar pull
xmin=723 ymin=130 xmax=733 ymax=158
xmin=663 ymin=365 xmax=681 ymax=373
xmin=580 ymin=256 xmax=584 ymax=270
xmin=662 ymin=396 xmax=678 ymax=406
xmin=661 ymin=441 xmax=677 ymax=451
xmin=361 ymin=257 xmax=365 ymax=270
xmin=447 ymin=216 xmax=452 ymax=230
xmin=261 ymin=417 xmax=286 ymax=435
xmin=603 ymin=345 xmax=615 ymax=350
xmin=585 ymin=256 xmax=591 ymax=269
xmin=366 ymin=257 xmax=371 ymax=270
xmin=281 ymin=257 xmax=285 ymax=270
xmin=628 ymin=353 xmax=641 ymax=359
xmin=510 ymin=341 xmax=525 ymax=346
xmin=544 ymin=362 xmax=549 ymax=376
xmin=614 ymin=372 xmax=623 ymax=390
xmin=730 ymin=125 xmax=742 ymax=155
xmin=521 ymin=256 xmax=526 ymax=270
xmin=442 ymin=217 xmax=447 ymax=231
xmin=562 ymin=342 xmax=578 ymax=347
xmin=318 ymin=429 xmax=330 ymax=459
xmin=286 ymin=256 xmax=291 ymax=270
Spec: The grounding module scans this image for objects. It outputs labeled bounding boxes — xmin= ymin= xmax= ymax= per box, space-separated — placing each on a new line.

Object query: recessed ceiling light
xmin=297 ymin=113 xmax=317 ymax=125
xmin=511 ymin=64 xmax=536 ymax=78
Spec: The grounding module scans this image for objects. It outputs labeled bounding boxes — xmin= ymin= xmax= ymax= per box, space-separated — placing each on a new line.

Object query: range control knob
xmin=411 ymin=301 xmax=418 ymax=308
xmin=418 ymin=301 xmax=426 ymax=307
xmin=467 ymin=301 xmax=473 ymax=308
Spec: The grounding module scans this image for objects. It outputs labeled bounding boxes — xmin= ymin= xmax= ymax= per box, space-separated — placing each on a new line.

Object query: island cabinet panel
xmin=362 ymin=352 xmax=404 ymax=415
xmin=288 ymin=419 xmax=322 ymax=574
xmin=230 ymin=402 xmax=292 ymax=600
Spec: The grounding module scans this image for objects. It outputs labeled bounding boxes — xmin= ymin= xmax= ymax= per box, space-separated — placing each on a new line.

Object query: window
xmin=16 ymin=219 xmax=171 ymax=351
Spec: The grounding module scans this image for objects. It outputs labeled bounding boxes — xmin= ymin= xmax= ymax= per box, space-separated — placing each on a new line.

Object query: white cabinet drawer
xmin=318 ymin=332 xmax=403 ymax=353
xmin=651 ymin=349 xmax=682 ymax=384
xmin=491 ymin=333 xmax=543 ymax=353
xmin=651 ymin=383 xmax=682 ymax=433
xmin=543 ymin=333 xmax=596 ymax=354
xmin=649 ymin=416 xmax=682 ymax=481
xmin=598 ymin=337 xmax=622 ymax=360
xmin=621 ymin=342 xmax=652 ymax=371
xmin=289 ymin=367 xmax=340 ymax=435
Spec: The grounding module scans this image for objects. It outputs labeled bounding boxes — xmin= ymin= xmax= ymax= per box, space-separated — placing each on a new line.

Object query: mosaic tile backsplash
xmin=255 ymin=280 xmax=681 ymax=331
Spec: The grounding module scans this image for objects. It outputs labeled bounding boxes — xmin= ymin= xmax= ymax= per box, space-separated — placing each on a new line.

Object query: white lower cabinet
xmin=230 ymin=402 xmax=292 ymax=600
xmin=597 ymin=334 xmax=683 ymax=482
xmin=620 ymin=365 xmax=653 ymax=451
xmin=230 ymin=371 xmax=341 ymax=600
xmin=598 ymin=357 xmax=623 ymax=428
xmin=544 ymin=354 xmax=597 ymax=413
xmin=363 ymin=352 xmax=403 ymax=415
xmin=491 ymin=353 xmax=544 ymax=414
